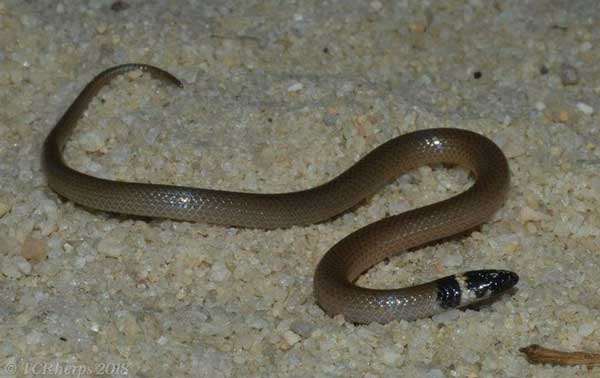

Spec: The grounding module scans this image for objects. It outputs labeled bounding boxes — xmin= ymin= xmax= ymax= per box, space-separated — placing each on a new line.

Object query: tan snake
xmin=43 ymin=64 xmax=518 ymax=324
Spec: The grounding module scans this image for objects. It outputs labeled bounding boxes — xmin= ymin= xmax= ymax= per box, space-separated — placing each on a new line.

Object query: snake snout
xmin=462 ymin=269 xmax=519 ymax=299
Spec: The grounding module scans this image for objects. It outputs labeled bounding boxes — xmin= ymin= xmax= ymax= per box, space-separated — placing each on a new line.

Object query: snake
xmin=43 ymin=63 xmax=518 ymax=324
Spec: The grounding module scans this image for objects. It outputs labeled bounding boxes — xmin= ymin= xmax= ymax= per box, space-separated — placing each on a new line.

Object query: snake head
xmin=437 ymin=269 xmax=519 ymax=309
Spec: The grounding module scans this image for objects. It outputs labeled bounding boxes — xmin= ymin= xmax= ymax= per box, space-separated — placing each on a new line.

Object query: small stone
xmin=432 ymin=309 xmax=460 ymax=324
xmin=581 ymin=41 xmax=592 ymax=52
xmin=281 ymin=330 xmax=301 ymax=349
xmin=389 ymin=199 xmax=410 ymax=215
xmin=25 ymin=330 xmax=44 ymax=345
xmin=96 ymin=22 xmax=108 ymax=34
xmin=500 ymin=239 xmax=520 ymax=254
xmin=247 ymin=316 xmax=269 ymax=330
xmin=14 ymin=256 xmax=31 ymax=275
xmin=287 ymin=82 xmax=303 ymax=92
xmin=558 ymin=109 xmax=570 ymax=123
xmin=1 ymin=258 xmax=21 ymax=279
xmin=534 ymin=101 xmax=546 ymax=111
xmin=0 ymin=341 xmax=14 ymax=357
xmin=426 ymin=368 xmax=446 ymax=378
xmin=493 ymin=128 xmax=525 ymax=158
xmin=520 ymin=206 xmax=547 ymax=222
xmin=578 ymin=323 xmax=595 ymax=337
xmin=370 ymin=1 xmax=383 ymax=11
xmin=380 ymin=347 xmax=400 ymax=366
xmin=550 ymin=146 xmax=563 ymax=157
xmin=0 ymin=200 xmax=10 ymax=217
xmin=97 ymin=235 xmax=126 ymax=258
xmin=121 ymin=315 xmax=141 ymax=342
xmin=560 ymin=63 xmax=579 ymax=86
xmin=409 ymin=21 xmax=427 ymax=33
xmin=576 ymin=102 xmax=594 ymax=115
xmin=21 ymin=236 xmax=47 ymax=262
xmin=290 ymin=320 xmax=313 ymax=338
xmin=441 ymin=253 xmax=463 ymax=267
xmin=38 ymin=199 xmax=58 ymax=236
xmin=79 ymin=130 xmax=105 ymax=152
xmin=209 ymin=261 xmax=231 ymax=282
xmin=322 ymin=113 xmax=337 ymax=126
xmin=460 ymin=348 xmax=480 ymax=364
xmin=127 ymin=69 xmax=144 ymax=81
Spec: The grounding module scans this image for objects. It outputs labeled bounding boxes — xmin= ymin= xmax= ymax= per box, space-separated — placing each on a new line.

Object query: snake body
xmin=43 ymin=64 xmax=518 ymax=324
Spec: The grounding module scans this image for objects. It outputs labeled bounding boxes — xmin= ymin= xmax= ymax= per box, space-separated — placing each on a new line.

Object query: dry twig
xmin=520 ymin=344 xmax=600 ymax=367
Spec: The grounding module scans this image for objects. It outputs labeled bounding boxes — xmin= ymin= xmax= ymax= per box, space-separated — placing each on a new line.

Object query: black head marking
xmin=436 ymin=275 xmax=461 ymax=309
xmin=463 ymin=270 xmax=519 ymax=298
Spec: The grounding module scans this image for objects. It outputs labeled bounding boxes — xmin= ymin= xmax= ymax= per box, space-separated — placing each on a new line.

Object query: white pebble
xmin=389 ymin=200 xmax=410 ymax=215
xmin=581 ymin=41 xmax=592 ymax=51
xmin=534 ymin=101 xmax=546 ymax=111
xmin=576 ymin=102 xmax=594 ymax=115
xmin=441 ymin=253 xmax=463 ymax=267
xmin=79 ymin=130 xmax=105 ymax=152
xmin=287 ymin=82 xmax=303 ymax=92
xmin=96 ymin=236 xmax=126 ymax=258
xmin=127 ymin=69 xmax=143 ymax=81
xmin=247 ymin=316 xmax=269 ymax=330
xmin=1 ymin=341 xmax=15 ymax=356
xmin=370 ymin=1 xmax=383 ymax=11
xmin=426 ymin=369 xmax=446 ymax=378
xmin=209 ymin=262 xmax=231 ymax=282
xmin=519 ymin=206 xmax=547 ymax=222
xmin=39 ymin=199 xmax=57 ymax=216
xmin=432 ymin=309 xmax=460 ymax=324
xmin=460 ymin=348 xmax=480 ymax=363
xmin=380 ymin=347 xmax=400 ymax=366
xmin=25 ymin=330 xmax=44 ymax=345
xmin=282 ymin=330 xmax=301 ymax=349
xmin=144 ymin=127 xmax=161 ymax=144
xmin=14 ymin=256 xmax=32 ymax=275
xmin=578 ymin=323 xmax=595 ymax=337
xmin=157 ymin=335 xmax=168 ymax=345
xmin=1 ymin=257 xmax=21 ymax=279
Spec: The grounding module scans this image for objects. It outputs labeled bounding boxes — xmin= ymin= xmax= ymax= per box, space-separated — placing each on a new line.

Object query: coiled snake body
xmin=43 ymin=64 xmax=518 ymax=324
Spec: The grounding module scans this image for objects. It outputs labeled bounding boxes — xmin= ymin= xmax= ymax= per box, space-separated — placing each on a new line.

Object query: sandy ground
xmin=2 ymin=0 xmax=600 ymax=377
